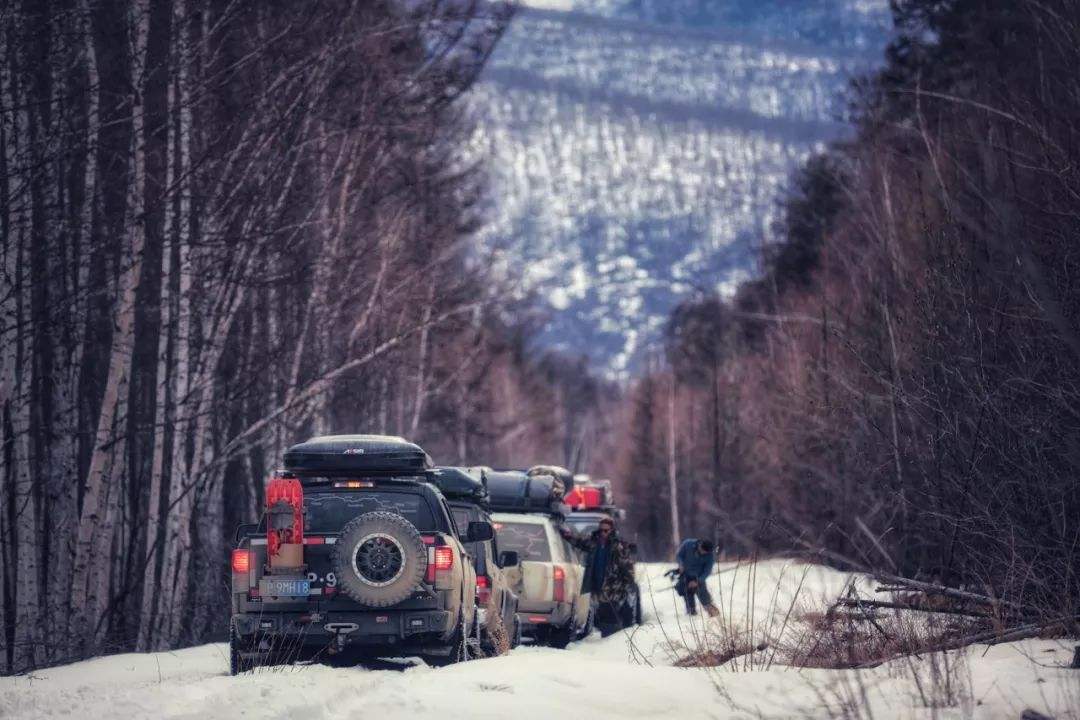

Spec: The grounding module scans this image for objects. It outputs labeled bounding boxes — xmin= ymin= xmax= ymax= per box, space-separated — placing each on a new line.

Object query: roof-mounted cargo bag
xmin=283 ymin=435 xmax=433 ymax=475
xmin=525 ymin=465 xmax=574 ymax=497
xmin=427 ymin=467 xmax=488 ymax=504
xmin=486 ymin=469 xmax=568 ymax=515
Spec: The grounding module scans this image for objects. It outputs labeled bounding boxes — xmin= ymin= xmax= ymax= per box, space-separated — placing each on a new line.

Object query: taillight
xmin=231 ymin=549 xmax=250 ymax=574
xmin=553 ymin=565 xmax=566 ymax=603
xmin=435 ymin=547 xmax=454 ymax=571
xmin=477 ymin=575 xmax=491 ymax=605
xmin=426 ymin=545 xmax=454 ymax=587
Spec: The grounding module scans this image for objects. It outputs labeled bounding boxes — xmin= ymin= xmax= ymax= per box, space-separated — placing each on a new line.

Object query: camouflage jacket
xmin=566 ymin=528 xmax=635 ymax=603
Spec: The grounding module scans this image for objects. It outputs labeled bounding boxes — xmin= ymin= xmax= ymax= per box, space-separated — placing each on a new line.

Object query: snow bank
xmin=3 ymin=561 xmax=1076 ymax=719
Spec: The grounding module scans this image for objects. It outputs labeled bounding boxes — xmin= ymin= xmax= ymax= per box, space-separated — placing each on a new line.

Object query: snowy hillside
xmin=5 ymin=561 xmax=1075 ymax=719
xmin=470 ymin=1 xmax=890 ymax=373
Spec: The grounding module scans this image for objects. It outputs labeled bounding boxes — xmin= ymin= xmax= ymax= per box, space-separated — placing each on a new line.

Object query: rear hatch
xmin=493 ymin=518 xmax=558 ymax=611
xmin=238 ymin=483 xmax=445 ymax=610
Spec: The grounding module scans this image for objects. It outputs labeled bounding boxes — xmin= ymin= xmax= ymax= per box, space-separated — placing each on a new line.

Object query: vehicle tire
xmin=331 ymin=511 xmax=427 ymax=607
xmin=547 ymin=622 xmax=574 ymax=649
xmin=575 ymin=605 xmax=594 ymax=640
xmin=228 ymin=630 xmax=244 ymax=677
xmin=510 ymin=616 xmax=522 ymax=649
xmin=229 ymin=626 xmax=251 ymax=676
xmin=425 ymin=608 xmax=468 ymax=667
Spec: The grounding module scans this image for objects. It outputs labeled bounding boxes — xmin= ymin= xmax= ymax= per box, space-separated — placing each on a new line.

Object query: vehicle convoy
xmin=429 ymin=466 xmax=522 ymax=654
xmin=229 ymin=435 xmax=490 ymax=673
xmin=487 ymin=468 xmax=591 ymax=647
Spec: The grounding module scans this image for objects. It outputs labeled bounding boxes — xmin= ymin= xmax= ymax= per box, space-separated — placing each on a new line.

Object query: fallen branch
xmin=796 ymin=541 xmax=1022 ymax=612
xmin=870 ymin=574 xmax=1022 ymax=612
xmin=855 ymin=615 xmax=1080 ymax=669
xmin=837 ymin=597 xmax=993 ymax=619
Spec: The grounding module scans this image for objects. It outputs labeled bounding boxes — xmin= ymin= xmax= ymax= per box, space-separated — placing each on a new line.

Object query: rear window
xmin=565 ymin=517 xmax=600 ymax=535
xmin=305 ymin=491 xmax=435 ymax=532
xmin=495 ymin=521 xmax=551 ymax=561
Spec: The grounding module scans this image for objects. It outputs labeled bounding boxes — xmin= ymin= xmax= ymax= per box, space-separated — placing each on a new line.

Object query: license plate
xmin=260 ymin=578 xmax=310 ymax=597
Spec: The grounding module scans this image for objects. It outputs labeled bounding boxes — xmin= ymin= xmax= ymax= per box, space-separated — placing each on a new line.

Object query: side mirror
xmin=466 ymin=520 xmax=494 ymax=543
xmin=498 ymin=550 xmax=520 ymax=568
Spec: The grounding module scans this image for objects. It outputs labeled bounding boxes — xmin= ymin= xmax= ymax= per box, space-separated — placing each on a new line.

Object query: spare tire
xmin=331 ymin=511 xmax=427 ymax=607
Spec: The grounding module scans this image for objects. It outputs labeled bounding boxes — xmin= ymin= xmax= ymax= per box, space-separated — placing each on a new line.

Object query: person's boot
xmin=703 ymin=603 xmax=720 ymax=618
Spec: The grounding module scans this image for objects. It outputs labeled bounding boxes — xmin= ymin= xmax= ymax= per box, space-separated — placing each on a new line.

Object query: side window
xmin=441 ymin=499 xmax=459 ymax=536
xmin=548 ymin=524 xmax=565 ymax=562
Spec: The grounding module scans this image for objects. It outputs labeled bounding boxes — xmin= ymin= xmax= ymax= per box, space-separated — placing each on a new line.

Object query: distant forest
xmin=616 ymin=0 xmax=1080 ymax=627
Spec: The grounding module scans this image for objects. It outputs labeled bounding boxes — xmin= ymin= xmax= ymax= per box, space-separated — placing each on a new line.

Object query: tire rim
xmin=352 ymin=532 xmax=406 ymax=587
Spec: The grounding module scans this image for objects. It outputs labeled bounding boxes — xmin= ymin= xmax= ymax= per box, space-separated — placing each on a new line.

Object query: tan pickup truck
xmin=492 ymin=511 xmax=590 ymax=648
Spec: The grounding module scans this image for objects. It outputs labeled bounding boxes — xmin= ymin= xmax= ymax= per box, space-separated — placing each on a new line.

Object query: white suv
xmin=491 ymin=512 xmax=590 ymax=648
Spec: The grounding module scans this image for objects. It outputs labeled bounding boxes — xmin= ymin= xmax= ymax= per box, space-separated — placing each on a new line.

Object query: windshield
xmin=305 ymin=491 xmax=435 ymax=532
xmin=494 ymin=521 xmax=551 ymax=561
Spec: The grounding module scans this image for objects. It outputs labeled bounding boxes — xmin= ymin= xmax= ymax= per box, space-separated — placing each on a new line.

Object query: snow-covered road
xmin=4 ymin=561 xmax=1076 ymax=719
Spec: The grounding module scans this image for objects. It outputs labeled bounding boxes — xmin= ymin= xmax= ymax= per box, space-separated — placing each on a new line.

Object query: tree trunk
xmin=667 ymin=372 xmax=681 ymax=555
xmin=69 ymin=0 xmax=146 ymax=655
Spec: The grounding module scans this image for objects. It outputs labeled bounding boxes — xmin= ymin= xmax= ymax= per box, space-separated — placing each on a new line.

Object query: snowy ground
xmin=4 ymin=561 xmax=1077 ymax=719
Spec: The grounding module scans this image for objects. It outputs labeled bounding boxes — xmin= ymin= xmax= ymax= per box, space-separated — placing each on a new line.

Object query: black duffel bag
xmin=486 ymin=469 xmax=566 ymax=514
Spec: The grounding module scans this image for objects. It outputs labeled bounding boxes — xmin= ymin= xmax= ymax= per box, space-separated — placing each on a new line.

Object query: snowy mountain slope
xmin=5 ymin=561 xmax=1075 ymax=719
xmin=471 ymin=2 xmax=890 ymax=374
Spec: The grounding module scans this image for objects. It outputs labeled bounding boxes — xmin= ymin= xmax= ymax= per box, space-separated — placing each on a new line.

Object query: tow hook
xmin=324 ymin=622 xmax=359 ymax=655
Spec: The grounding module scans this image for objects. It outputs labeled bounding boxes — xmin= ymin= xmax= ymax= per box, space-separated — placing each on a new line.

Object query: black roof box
xmin=283 ymin=435 xmax=433 ymax=474
xmin=486 ymin=469 xmax=567 ymax=515
xmin=428 ymin=467 xmax=488 ymax=504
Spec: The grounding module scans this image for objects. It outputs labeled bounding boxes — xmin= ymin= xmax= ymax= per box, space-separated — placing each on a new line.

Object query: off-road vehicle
xmin=429 ymin=467 xmax=522 ymax=654
xmin=491 ymin=511 xmax=590 ymax=647
xmin=229 ymin=435 xmax=487 ymax=672
xmin=484 ymin=468 xmax=589 ymax=648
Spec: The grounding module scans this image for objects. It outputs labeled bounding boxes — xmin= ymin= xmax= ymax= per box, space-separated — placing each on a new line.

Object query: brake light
xmin=477 ymin=575 xmax=491 ymax=605
xmin=231 ymin=549 xmax=250 ymax=574
xmin=423 ymin=538 xmax=454 ymax=584
xmin=553 ymin=565 xmax=566 ymax=603
xmin=434 ymin=546 xmax=454 ymax=571
xmin=333 ymin=480 xmax=374 ymax=488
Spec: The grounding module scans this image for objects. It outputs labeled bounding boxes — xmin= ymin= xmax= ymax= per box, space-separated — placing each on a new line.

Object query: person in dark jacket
xmin=676 ymin=538 xmax=718 ymax=617
xmin=560 ymin=516 xmax=635 ymax=637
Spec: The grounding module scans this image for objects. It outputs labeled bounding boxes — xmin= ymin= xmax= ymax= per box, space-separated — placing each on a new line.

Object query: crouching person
xmin=560 ymin=516 xmax=635 ymax=637
xmin=677 ymin=538 xmax=718 ymax=618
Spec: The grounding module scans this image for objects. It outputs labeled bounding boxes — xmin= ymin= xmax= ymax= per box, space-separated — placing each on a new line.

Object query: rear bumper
xmin=232 ymin=608 xmax=455 ymax=647
xmin=517 ymin=601 xmax=573 ymax=631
